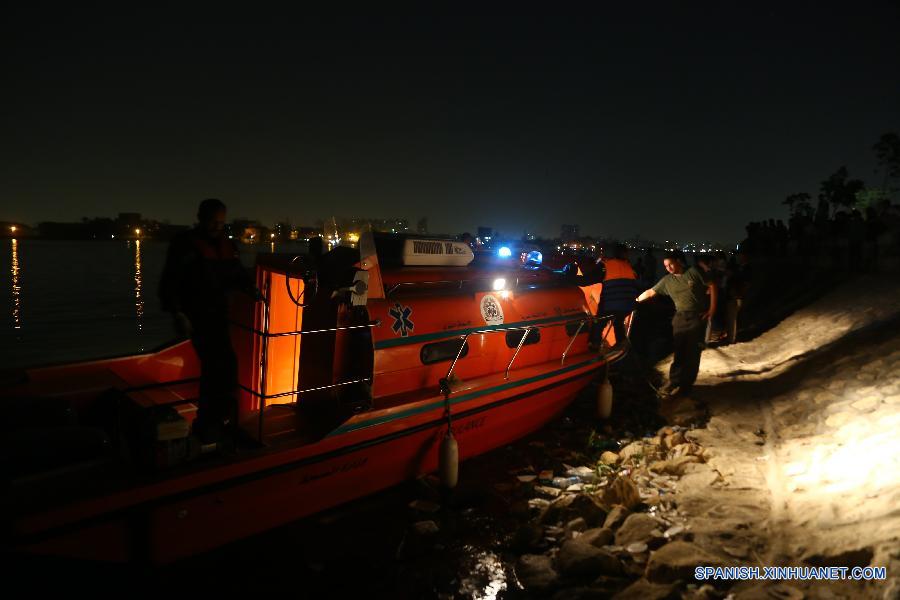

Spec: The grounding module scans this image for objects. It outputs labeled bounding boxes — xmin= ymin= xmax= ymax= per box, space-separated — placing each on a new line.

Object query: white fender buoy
xmin=439 ymin=430 xmax=459 ymax=489
xmin=597 ymin=377 xmax=613 ymax=419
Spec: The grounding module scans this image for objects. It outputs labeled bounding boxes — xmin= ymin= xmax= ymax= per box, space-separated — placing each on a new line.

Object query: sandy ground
xmin=667 ymin=276 xmax=900 ymax=599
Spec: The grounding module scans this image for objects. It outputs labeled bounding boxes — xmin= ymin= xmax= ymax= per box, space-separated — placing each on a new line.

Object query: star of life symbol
xmin=389 ymin=303 xmax=414 ymax=337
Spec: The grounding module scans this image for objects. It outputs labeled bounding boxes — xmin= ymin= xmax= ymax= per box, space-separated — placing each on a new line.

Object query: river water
xmin=0 ymin=238 xmax=306 ymax=368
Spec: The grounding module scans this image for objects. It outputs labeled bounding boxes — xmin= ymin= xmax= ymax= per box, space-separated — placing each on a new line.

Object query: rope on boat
xmin=439 ymin=377 xmax=454 ymax=433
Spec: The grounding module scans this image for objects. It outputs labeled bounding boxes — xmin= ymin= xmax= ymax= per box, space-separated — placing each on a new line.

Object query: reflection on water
xmin=458 ymin=547 xmax=508 ymax=600
xmin=0 ymin=239 xmax=310 ymax=368
xmin=133 ymin=239 xmax=144 ymax=349
xmin=10 ymin=238 xmax=21 ymax=330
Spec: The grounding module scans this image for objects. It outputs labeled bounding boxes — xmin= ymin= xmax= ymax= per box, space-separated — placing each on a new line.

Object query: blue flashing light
xmin=498 ymin=246 xmax=512 ymax=258
xmin=525 ymin=250 xmax=543 ymax=265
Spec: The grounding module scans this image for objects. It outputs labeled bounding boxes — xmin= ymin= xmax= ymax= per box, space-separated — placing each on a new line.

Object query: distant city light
xmin=270 ymin=233 xmax=275 ymax=239
xmin=348 ymin=232 xmax=359 ymax=243
xmin=492 ymin=278 xmax=506 ymax=291
xmin=134 ymin=228 xmax=141 ymax=235
xmin=111 ymin=234 xmax=115 ymax=239
xmin=10 ymin=225 xmax=16 ymax=233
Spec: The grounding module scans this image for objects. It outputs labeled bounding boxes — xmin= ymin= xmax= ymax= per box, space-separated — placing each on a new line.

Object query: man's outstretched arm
xmin=636 ymin=288 xmax=657 ymax=303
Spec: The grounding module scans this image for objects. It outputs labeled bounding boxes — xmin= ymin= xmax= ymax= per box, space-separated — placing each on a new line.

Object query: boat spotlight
xmin=492 ymin=278 xmax=506 ymax=291
xmin=498 ymin=246 xmax=512 ymax=258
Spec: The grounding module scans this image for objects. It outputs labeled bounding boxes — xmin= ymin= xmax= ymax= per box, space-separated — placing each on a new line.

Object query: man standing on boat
xmin=596 ymin=243 xmax=639 ymax=348
xmin=635 ymin=252 xmax=717 ymax=398
xmin=159 ymin=198 xmax=260 ymax=445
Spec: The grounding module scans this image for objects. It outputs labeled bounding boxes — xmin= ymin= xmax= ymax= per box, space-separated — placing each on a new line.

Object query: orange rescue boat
xmin=1 ymin=233 xmax=624 ymax=563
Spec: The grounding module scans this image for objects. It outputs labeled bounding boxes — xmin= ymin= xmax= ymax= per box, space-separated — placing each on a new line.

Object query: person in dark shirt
xmin=725 ymin=250 xmax=753 ymax=344
xmin=636 ymin=252 xmax=717 ymax=397
xmin=596 ymin=243 xmax=640 ymax=348
xmin=159 ymin=198 xmax=259 ymax=444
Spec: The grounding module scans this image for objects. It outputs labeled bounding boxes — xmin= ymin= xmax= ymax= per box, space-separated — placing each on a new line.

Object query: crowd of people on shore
xmin=602 ymin=244 xmax=752 ymax=348
xmin=604 ymin=197 xmax=899 ymax=399
xmin=625 ymin=195 xmax=899 ymax=346
xmin=570 ymin=243 xmax=751 ymax=399
xmin=741 ymin=198 xmax=900 ymax=269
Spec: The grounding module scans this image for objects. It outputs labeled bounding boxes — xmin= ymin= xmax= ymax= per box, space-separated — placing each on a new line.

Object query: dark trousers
xmin=190 ymin=317 xmax=238 ymax=437
xmin=609 ymin=311 xmax=630 ymax=347
xmin=669 ymin=311 xmax=705 ymax=390
xmin=725 ymin=298 xmax=743 ymax=344
xmin=588 ymin=311 xmax=629 ymax=347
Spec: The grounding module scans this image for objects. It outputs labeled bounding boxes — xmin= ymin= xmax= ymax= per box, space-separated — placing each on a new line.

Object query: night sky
xmin=3 ymin=7 xmax=899 ymax=243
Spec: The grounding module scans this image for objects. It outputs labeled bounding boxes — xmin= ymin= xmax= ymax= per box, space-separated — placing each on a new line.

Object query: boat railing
xmin=230 ymin=320 xmax=382 ymax=339
xmin=386 ymin=280 xmax=468 ymax=296
xmin=234 ymin=302 xmax=614 ymax=442
xmin=238 ymin=377 xmax=373 ymax=402
xmin=230 ymin=299 xmax=384 ymax=441
xmin=440 ymin=313 xmax=615 ymax=392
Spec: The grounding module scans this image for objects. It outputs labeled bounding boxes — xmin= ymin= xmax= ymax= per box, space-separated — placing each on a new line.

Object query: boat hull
xmin=7 ymin=245 xmax=623 ymax=564
xmin=13 ymin=362 xmax=601 ymax=564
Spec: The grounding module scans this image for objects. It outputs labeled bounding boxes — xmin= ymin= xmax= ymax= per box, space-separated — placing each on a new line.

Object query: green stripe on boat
xmin=374 ymin=313 xmax=585 ymax=350
xmin=327 ymin=351 xmax=622 ymax=436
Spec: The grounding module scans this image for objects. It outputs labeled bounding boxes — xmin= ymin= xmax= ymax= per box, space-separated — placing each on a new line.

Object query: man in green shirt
xmin=636 ymin=252 xmax=717 ymax=397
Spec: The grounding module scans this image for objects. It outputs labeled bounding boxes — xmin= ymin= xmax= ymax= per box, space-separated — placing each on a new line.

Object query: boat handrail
xmin=448 ymin=314 xmax=611 ymax=338
xmin=561 ymin=320 xmax=586 ymax=366
xmin=238 ymin=377 xmax=372 ymax=401
xmin=441 ymin=313 xmax=614 ymax=392
xmin=238 ymin=313 xmax=613 ymax=403
xmin=505 ymin=327 xmax=533 ymax=380
xmin=117 ymin=314 xmax=612 ymax=401
xmin=243 ymin=304 xmax=613 ymax=442
xmin=386 ymin=280 xmax=466 ymax=296
xmin=443 ymin=333 xmax=471 ymax=386
xmin=230 ymin=320 xmax=382 ymax=338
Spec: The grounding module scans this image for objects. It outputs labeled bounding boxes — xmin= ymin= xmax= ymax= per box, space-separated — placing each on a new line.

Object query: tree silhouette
xmin=818 ymin=167 xmax=865 ymax=211
xmin=782 ymin=192 xmax=812 ymax=216
xmin=873 ymin=132 xmax=900 ymax=194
